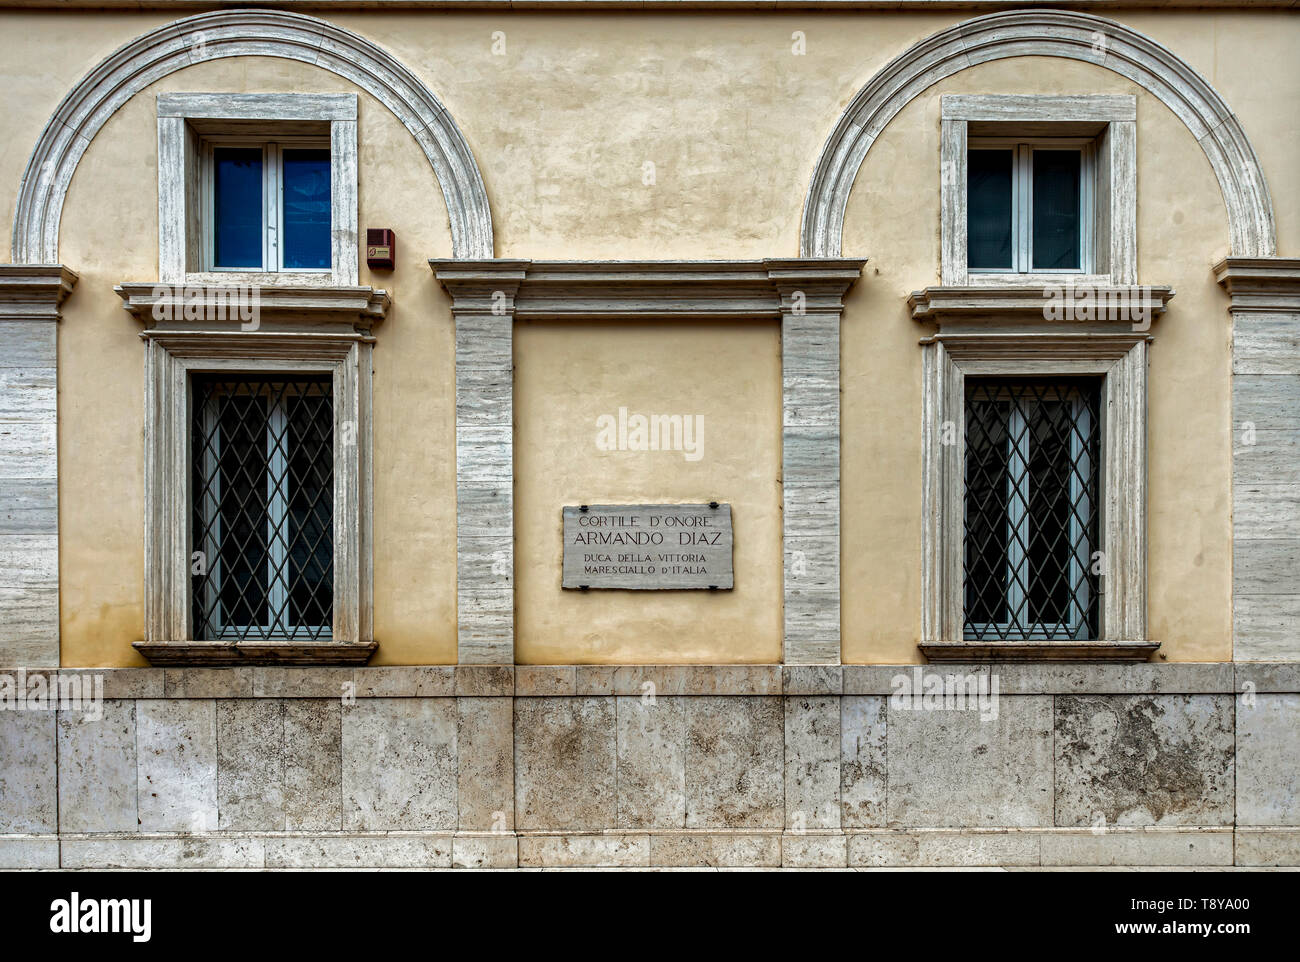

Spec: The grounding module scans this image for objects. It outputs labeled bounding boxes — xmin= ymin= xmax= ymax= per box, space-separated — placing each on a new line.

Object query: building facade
xmin=0 ymin=0 xmax=1297 ymax=869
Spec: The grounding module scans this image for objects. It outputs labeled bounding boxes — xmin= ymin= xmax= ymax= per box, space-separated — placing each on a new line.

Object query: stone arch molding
xmin=12 ymin=8 xmax=494 ymax=263
xmin=801 ymin=9 xmax=1277 ymax=259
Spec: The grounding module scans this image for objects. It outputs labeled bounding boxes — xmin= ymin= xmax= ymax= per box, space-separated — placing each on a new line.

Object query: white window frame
xmin=966 ymin=138 xmax=1096 ymax=275
xmin=919 ymin=330 xmax=1152 ymax=652
xmin=158 ymin=93 xmax=358 ymax=286
xmin=962 ymin=382 xmax=1095 ymax=641
xmin=195 ymin=379 xmax=334 ymax=640
xmin=941 ymin=94 xmax=1137 ymax=288
xmin=201 ymin=137 xmax=333 ymax=274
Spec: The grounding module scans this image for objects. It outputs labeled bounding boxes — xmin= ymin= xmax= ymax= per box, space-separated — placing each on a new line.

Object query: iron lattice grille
xmin=963 ymin=377 xmax=1101 ymax=640
xmin=191 ymin=374 xmax=334 ymax=640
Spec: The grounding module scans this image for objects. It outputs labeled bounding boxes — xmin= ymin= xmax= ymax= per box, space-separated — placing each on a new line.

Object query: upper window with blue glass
xmin=207 ymin=140 xmax=332 ymax=272
xmin=967 ymin=137 xmax=1094 ymax=275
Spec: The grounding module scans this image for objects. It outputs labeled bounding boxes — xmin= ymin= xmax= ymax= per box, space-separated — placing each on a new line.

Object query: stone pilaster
xmin=0 ymin=265 xmax=76 ymax=666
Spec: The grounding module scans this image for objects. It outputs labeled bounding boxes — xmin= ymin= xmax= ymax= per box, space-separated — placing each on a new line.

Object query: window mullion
xmin=1006 ymin=403 xmax=1029 ymax=629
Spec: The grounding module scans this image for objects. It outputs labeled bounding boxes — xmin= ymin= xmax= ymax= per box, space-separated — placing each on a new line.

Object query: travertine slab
xmin=285 ymin=700 xmax=342 ymax=831
xmin=217 ymin=700 xmax=285 ymax=831
xmin=58 ymin=701 xmax=137 ymax=833
xmin=684 ymin=696 xmax=783 ymax=829
xmin=0 ymin=709 xmax=56 ymax=832
xmin=616 ymin=696 xmax=686 ymax=829
xmin=886 ymin=695 xmax=1053 ymax=827
xmin=784 ymin=696 xmax=840 ymax=829
xmin=515 ymin=697 xmax=616 ymax=831
xmin=342 ymin=698 xmax=456 ymax=831
xmin=137 ymin=699 xmax=217 ymax=833
xmin=840 ymin=695 xmax=887 ymax=828
xmin=457 ymin=697 xmax=513 ymax=830
xmin=1236 ymin=693 xmax=1300 ymax=826
xmin=1054 ymin=695 xmax=1234 ymax=827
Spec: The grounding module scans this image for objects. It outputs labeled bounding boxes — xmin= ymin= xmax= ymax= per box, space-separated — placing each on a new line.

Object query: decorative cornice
xmin=115 ymin=281 xmax=390 ymax=330
xmin=1213 ymin=257 xmax=1300 ymax=313
xmin=801 ymin=9 xmax=1277 ymax=260
xmin=13 ymin=8 xmax=493 ymax=262
xmin=430 ymin=258 xmax=867 ymax=320
xmin=0 ymin=264 xmax=78 ymax=321
xmin=909 ymin=284 xmax=1174 ymax=324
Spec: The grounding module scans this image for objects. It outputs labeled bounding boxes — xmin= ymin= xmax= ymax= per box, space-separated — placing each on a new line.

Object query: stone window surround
xmin=911 ymin=285 xmax=1176 ymax=662
xmin=940 ymin=94 xmax=1137 ymax=288
xmin=116 ymin=282 xmax=390 ymax=665
xmin=430 ymin=258 xmax=866 ymax=667
xmin=157 ymin=92 xmax=359 ymax=286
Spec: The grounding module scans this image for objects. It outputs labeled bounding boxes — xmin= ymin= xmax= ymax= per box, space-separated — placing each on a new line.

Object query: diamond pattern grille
xmin=191 ymin=374 xmax=334 ymax=640
xmin=964 ymin=377 xmax=1101 ymax=640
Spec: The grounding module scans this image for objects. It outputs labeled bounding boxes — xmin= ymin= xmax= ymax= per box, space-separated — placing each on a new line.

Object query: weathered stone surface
xmin=265 ymin=835 xmax=452 ymax=868
xmin=886 ymin=695 xmax=1053 ymax=827
xmin=684 ymin=696 xmax=783 ymax=828
xmin=1235 ymin=829 xmax=1300 ymax=866
xmin=342 ymin=698 xmax=457 ymax=831
xmin=0 ymin=709 xmax=56 ymax=832
xmin=455 ymin=665 xmax=514 ymax=696
xmin=785 ymin=696 xmax=840 ymax=828
xmin=453 ymin=833 xmax=518 ymax=868
xmin=574 ymin=665 xmax=617 ymax=696
xmin=616 ymin=695 xmax=686 ymax=828
xmin=352 ymin=666 xmax=454 ymax=697
xmin=58 ymin=701 xmax=136 ymax=832
xmin=285 ymin=700 xmax=342 ymax=831
xmin=782 ymin=833 xmax=847 ymax=867
xmin=516 ymin=666 xmax=575 ymax=696
xmin=783 ymin=665 xmax=842 ymax=695
xmin=840 ymin=695 xmax=886 ymax=828
xmin=518 ymin=833 xmax=649 ymax=867
xmin=164 ymin=668 xmax=252 ymax=698
xmin=61 ymin=837 xmax=265 ymax=869
xmin=1236 ymin=693 xmax=1300 ymax=826
xmin=0 ymin=837 xmax=58 ymax=868
xmin=515 ymin=697 xmax=616 ymax=830
xmin=917 ymin=831 xmax=1040 ymax=866
xmin=1054 ymin=695 xmax=1234 ymax=826
xmin=217 ymin=700 xmax=285 ymax=831
xmin=253 ymin=668 xmax=353 ymax=698
xmin=847 ymin=831 xmax=920 ymax=867
xmin=649 ymin=832 xmax=780 ymax=867
xmin=137 ymin=699 xmax=218 ymax=832
xmin=458 ymin=697 xmax=513 ymax=830
xmin=1040 ymin=829 xmax=1232 ymax=866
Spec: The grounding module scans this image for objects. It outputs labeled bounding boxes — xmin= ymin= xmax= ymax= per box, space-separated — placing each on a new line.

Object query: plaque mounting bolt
xmin=580 ymin=505 xmax=588 ymax=512
xmin=709 ymin=501 xmax=718 ymax=509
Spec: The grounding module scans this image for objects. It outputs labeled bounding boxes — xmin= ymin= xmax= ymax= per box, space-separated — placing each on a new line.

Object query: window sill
xmin=133 ymin=640 xmax=378 ymax=666
xmin=919 ymin=641 xmax=1160 ymax=663
xmin=116 ymin=280 xmax=390 ymax=329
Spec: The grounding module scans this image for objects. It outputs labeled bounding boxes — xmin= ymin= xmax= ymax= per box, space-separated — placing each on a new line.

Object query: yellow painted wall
xmin=0 ymin=8 xmax=1291 ymax=664
xmin=513 ymin=321 xmax=782 ymax=663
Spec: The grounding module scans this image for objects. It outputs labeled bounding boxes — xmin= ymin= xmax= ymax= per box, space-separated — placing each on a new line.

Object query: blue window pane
xmin=1032 ymin=150 xmax=1082 ymax=270
xmin=282 ymin=149 xmax=331 ymax=270
xmin=967 ymin=150 xmax=1013 ymax=270
xmin=213 ymin=148 xmax=263 ymax=269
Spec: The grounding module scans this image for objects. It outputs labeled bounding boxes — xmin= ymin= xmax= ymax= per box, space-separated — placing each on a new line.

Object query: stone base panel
xmin=1 ymin=664 xmax=1296 ymax=868
xmin=2 ymin=828 xmax=1295 ymax=869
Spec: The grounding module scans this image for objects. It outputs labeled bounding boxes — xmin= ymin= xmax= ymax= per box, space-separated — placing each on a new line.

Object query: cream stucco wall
xmin=0 ymin=8 xmax=1292 ymax=665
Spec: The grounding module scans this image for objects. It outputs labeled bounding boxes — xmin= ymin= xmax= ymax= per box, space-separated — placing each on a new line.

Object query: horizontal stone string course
xmin=1 ymin=663 xmax=1294 ymax=698
xmin=1 ymin=674 xmax=1296 ymax=868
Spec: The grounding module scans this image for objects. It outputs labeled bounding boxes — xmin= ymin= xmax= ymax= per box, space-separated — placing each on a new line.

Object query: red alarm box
xmin=366 ymin=229 xmax=395 ymax=270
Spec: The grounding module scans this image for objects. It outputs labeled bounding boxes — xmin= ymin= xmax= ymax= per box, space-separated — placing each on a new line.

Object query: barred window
xmin=964 ymin=378 xmax=1101 ymax=640
xmin=191 ymin=374 xmax=334 ymax=640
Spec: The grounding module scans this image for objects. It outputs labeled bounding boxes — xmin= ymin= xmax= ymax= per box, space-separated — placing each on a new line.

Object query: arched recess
xmin=801 ymin=9 xmax=1276 ymax=259
xmin=12 ymin=7 xmax=494 ymax=262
